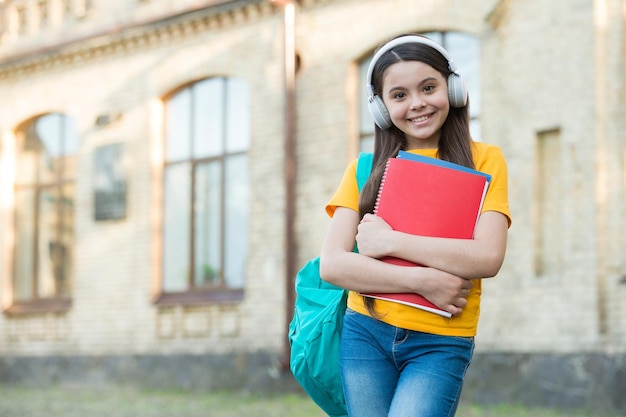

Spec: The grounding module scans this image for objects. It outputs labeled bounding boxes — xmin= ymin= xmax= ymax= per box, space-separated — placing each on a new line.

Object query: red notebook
xmin=360 ymin=155 xmax=490 ymax=317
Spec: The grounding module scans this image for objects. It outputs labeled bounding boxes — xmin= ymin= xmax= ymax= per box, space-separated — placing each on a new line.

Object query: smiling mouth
xmin=409 ymin=114 xmax=431 ymax=123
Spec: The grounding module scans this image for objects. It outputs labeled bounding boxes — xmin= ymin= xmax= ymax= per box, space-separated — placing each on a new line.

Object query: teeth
xmin=412 ymin=115 xmax=429 ymax=122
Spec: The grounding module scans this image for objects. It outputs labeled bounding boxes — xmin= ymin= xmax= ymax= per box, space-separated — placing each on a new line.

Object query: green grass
xmin=0 ymin=385 xmax=620 ymax=417
xmin=458 ymin=403 xmax=619 ymax=417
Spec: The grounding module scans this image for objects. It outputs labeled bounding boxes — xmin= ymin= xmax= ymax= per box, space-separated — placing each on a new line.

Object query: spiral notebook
xmin=360 ymin=153 xmax=491 ymax=317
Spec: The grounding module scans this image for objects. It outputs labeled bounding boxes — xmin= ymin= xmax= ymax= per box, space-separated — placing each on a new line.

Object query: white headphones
xmin=366 ymin=35 xmax=468 ymax=130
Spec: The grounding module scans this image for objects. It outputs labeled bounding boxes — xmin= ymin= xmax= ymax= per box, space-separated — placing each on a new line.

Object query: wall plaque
xmin=94 ymin=143 xmax=127 ymax=221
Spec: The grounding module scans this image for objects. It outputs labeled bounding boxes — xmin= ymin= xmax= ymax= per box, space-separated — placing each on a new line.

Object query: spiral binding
xmin=373 ymin=158 xmax=391 ymax=214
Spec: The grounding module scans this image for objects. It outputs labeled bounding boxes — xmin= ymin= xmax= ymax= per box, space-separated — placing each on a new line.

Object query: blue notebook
xmin=397 ymin=150 xmax=492 ymax=184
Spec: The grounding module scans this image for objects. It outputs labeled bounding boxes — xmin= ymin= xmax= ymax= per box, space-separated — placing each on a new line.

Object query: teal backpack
xmin=288 ymin=153 xmax=373 ymax=417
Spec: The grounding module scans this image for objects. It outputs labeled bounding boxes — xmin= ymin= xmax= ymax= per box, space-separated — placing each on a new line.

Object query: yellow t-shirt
xmin=325 ymin=142 xmax=511 ymax=337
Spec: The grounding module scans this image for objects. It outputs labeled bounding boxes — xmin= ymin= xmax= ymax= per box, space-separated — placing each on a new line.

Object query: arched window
xmin=13 ymin=113 xmax=78 ymax=311
xmin=160 ymin=77 xmax=250 ymax=303
xmin=358 ymin=32 xmax=481 ymax=152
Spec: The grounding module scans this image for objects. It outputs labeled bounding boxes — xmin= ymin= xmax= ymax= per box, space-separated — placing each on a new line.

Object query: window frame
xmin=8 ymin=113 xmax=77 ymax=315
xmin=155 ymin=77 xmax=249 ymax=306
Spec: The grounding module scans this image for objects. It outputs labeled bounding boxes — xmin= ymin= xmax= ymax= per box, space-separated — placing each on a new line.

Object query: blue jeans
xmin=339 ymin=309 xmax=475 ymax=417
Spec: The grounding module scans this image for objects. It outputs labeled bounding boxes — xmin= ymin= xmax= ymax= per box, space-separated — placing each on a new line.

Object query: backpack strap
xmin=353 ymin=153 xmax=373 ymax=254
xmin=356 ymin=152 xmax=373 ymax=192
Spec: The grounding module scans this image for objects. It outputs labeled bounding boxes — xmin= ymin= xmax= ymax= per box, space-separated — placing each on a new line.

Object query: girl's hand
xmin=357 ymin=214 xmax=473 ymax=316
xmin=417 ymin=268 xmax=474 ymax=316
xmin=356 ymin=214 xmax=394 ymax=258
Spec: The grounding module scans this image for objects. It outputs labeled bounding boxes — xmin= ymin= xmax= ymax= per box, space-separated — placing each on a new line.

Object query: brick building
xmin=0 ymin=0 xmax=624 ymax=412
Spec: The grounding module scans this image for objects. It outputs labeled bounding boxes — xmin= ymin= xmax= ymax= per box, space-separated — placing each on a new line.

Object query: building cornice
xmin=0 ymin=0 xmax=273 ymax=79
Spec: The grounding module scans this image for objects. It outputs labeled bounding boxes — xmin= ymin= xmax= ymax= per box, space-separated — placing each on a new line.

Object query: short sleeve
xmin=325 ymin=159 xmax=360 ymax=218
xmin=474 ymin=144 xmax=512 ymax=227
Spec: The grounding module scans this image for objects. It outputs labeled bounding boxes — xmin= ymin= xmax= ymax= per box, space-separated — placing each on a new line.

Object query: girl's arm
xmin=319 ymin=207 xmax=473 ymax=316
xmin=356 ymin=210 xmax=509 ymax=280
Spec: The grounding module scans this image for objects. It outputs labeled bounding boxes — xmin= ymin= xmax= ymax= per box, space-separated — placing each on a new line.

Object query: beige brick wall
xmin=0 ymin=0 xmax=290 ymax=355
xmin=477 ymin=0 xmax=626 ymax=353
xmin=0 ymin=0 xmax=624 ymax=360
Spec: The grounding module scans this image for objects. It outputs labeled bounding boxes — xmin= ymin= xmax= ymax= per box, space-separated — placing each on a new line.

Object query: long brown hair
xmin=358 ymin=35 xmax=475 ymax=315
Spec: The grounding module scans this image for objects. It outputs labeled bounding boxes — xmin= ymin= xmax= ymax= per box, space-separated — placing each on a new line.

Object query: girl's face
xmin=381 ymin=60 xmax=450 ymax=149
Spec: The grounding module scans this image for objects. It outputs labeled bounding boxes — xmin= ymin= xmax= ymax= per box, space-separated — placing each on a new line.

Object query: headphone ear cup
xmin=368 ymin=95 xmax=392 ymax=130
xmin=447 ymin=73 xmax=468 ymax=108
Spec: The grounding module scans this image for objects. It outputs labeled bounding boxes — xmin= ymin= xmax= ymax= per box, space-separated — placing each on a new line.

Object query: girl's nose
xmin=409 ymin=95 xmax=426 ymax=110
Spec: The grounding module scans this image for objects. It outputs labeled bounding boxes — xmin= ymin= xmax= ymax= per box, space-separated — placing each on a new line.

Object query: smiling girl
xmin=319 ymin=35 xmax=511 ymax=417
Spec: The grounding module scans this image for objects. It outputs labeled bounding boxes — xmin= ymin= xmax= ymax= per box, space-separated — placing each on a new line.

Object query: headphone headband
xmin=366 ymin=35 xmax=460 ymax=98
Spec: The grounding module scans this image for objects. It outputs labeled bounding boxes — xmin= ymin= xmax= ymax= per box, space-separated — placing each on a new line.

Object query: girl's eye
xmin=393 ymin=92 xmax=406 ymax=99
xmin=423 ymin=85 xmax=435 ymax=93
